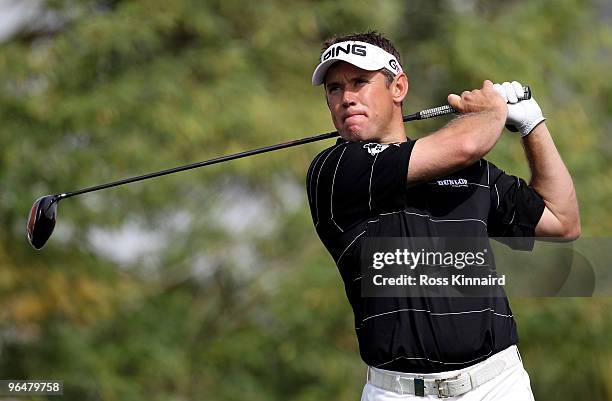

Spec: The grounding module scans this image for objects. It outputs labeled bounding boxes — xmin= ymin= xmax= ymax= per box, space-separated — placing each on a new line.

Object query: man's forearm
xmin=443 ymin=109 xmax=507 ymax=162
xmin=407 ymin=110 xmax=505 ymax=185
xmin=444 ymin=79 xmax=508 ymax=162
xmin=522 ymin=122 xmax=581 ymax=238
xmin=407 ymin=80 xmax=507 ymax=185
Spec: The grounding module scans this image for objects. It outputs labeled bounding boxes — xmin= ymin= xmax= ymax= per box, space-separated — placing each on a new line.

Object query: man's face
xmin=324 ymin=62 xmax=396 ymax=142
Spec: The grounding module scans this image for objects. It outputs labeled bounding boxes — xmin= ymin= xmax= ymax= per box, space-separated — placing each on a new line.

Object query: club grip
xmin=519 ymin=85 xmax=531 ymax=100
xmin=411 ymin=85 xmax=532 ymax=121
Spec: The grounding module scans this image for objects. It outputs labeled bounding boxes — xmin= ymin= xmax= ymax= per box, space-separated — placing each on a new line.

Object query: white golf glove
xmin=493 ymin=81 xmax=546 ymax=137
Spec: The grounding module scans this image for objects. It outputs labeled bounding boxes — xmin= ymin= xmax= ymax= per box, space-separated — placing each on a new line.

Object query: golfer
xmin=306 ymin=31 xmax=580 ymax=400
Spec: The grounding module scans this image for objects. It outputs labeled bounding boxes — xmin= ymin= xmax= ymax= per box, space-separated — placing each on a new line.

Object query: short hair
xmin=320 ymin=31 xmax=403 ymax=86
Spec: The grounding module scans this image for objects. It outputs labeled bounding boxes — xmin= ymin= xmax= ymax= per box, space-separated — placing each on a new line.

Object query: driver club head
xmin=26 ymin=195 xmax=60 ymax=250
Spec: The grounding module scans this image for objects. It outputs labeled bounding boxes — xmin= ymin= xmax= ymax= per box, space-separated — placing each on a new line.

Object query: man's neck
xmin=377 ymin=114 xmax=408 ymax=144
xmin=378 ymin=134 xmax=408 ymax=144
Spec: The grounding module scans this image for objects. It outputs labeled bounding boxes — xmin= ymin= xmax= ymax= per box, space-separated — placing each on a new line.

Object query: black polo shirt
xmin=306 ymin=138 xmax=545 ymax=373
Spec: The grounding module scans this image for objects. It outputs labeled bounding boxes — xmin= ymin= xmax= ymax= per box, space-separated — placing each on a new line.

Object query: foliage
xmin=1 ymin=0 xmax=611 ymax=400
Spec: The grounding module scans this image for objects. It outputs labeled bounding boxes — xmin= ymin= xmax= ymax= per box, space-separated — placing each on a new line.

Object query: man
xmin=306 ymin=31 xmax=579 ymax=400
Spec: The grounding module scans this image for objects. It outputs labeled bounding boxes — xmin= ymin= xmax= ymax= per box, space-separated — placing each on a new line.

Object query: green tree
xmin=1 ymin=0 xmax=611 ymax=400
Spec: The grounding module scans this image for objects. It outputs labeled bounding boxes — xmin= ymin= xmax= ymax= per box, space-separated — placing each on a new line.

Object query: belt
xmin=367 ymin=346 xmax=522 ymax=398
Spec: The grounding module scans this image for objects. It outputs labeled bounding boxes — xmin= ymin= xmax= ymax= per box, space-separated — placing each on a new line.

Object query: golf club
xmin=26 ymin=86 xmax=531 ymax=250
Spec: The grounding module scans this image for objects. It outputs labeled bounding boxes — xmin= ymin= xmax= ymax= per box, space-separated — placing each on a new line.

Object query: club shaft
xmin=60 ymin=131 xmax=340 ymax=199
xmin=59 ymin=86 xmax=531 ymax=200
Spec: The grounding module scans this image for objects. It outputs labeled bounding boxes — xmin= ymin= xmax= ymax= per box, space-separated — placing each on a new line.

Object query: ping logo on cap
xmin=322 ymin=43 xmax=367 ymax=61
xmin=312 ymin=40 xmax=403 ymax=86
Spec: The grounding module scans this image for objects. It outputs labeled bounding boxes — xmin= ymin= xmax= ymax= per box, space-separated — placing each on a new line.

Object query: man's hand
xmin=447 ymin=80 xmax=508 ymax=119
xmin=493 ymin=81 xmax=546 ymax=137
xmin=407 ymin=80 xmax=508 ymax=185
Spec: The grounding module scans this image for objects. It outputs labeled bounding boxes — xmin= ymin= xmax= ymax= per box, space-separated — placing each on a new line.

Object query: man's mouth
xmin=344 ymin=113 xmax=367 ymax=124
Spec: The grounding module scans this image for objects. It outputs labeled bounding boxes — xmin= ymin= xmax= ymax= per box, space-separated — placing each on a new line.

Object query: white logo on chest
xmin=363 ymin=143 xmax=399 ymax=156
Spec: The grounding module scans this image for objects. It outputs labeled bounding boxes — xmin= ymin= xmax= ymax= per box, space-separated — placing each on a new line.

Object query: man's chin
xmin=339 ymin=127 xmax=369 ymax=142
xmin=339 ymin=132 xmax=360 ymax=142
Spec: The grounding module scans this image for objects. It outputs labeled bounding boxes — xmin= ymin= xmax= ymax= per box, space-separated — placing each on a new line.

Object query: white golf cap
xmin=312 ymin=40 xmax=403 ymax=86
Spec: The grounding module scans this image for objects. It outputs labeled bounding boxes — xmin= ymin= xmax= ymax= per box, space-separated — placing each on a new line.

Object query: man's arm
xmin=493 ymin=81 xmax=580 ymax=241
xmin=523 ymin=123 xmax=581 ymax=240
xmin=407 ymin=80 xmax=507 ymax=185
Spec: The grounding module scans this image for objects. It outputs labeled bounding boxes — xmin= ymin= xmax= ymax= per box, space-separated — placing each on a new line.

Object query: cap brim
xmin=311 ymin=56 xmax=384 ymax=86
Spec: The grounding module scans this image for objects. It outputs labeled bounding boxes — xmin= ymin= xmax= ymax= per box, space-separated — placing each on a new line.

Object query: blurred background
xmin=1 ymin=0 xmax=611 ymax=400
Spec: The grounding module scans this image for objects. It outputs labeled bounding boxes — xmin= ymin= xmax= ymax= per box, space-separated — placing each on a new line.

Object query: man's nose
xmin=341 ymin=88 xmax=358 ymax=107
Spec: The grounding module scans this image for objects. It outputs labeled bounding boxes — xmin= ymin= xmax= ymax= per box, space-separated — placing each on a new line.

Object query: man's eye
xmin=356 ymin=79 xmax=369 ymax=85
xmin=327 ymin=86 xmax=340 ymax=93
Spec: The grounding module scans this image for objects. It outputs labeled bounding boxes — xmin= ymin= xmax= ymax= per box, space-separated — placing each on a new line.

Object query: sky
xmin=0 ymin=0 xmax=40 ymax=42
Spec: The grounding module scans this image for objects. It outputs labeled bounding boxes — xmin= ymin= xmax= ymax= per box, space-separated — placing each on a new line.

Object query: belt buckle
xmin=435 ymin=378 xmax=451 ymax=398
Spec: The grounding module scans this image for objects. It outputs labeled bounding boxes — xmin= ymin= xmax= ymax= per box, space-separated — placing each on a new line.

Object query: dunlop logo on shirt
xmin=435 ymin=178 xmax=469 ymax=188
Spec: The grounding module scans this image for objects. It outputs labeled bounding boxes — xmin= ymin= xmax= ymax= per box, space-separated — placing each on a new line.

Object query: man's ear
xmin=392 ymin=73 xmax=409 ymax=104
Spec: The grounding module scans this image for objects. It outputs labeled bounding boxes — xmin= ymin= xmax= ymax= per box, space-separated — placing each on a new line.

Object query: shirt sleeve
xmin=487 ymin=161 xmax=545 ymax=250
xmin=307 ymin=139 xmax=415 ymax=231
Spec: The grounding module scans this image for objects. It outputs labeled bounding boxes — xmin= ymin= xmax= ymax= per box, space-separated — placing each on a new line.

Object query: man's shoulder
xmin=478 ymin=158 xmax=514 ymax=181
xmin=463 ymin=158 xmax=506 ymax=175
xmin=310 ymin=139 xmax=410 ymax=162
xmin=307 ymin=139 xmax=415 ymax=181
xmin=308 ymin=140 xmax=346 ymax=172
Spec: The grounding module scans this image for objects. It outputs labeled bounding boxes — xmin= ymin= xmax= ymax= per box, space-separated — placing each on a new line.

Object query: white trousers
xmin=361 ymin=347 xmax=535 ymax=401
